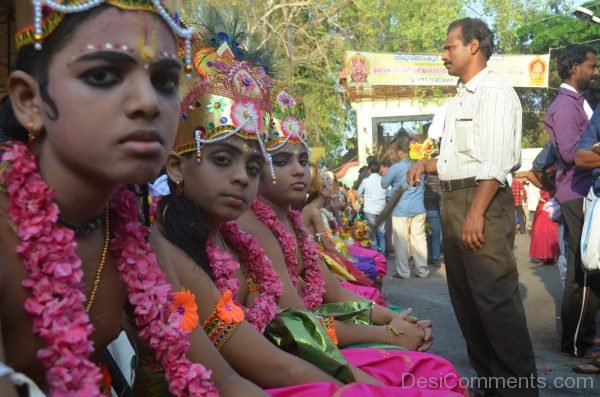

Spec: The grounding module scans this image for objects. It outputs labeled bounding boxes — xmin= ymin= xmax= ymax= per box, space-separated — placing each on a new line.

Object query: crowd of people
xmin=0 ymin=2 xmax=599 ymax=397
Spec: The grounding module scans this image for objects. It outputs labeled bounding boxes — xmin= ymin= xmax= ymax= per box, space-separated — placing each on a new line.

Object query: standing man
xmin=545 ymin=45 xmax=600 ymax=360
xmin=408 ymin=18 xmax=537 ymax=396
xmin=512 ymin=173 xmax=528 ymax=234
xmin=358 ymin=160 xmax=387 ymax=253
xmin=382 ymin=137 xmax=429 ymax=279
xmin=574 ymin=107 xmax=600 ymax=373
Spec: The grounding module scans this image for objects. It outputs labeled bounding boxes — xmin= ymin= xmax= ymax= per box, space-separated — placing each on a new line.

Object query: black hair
xmin=305 ymin=191 xmax=319 ymax=205
xmin=1 ymin=5 xmax=113 ymax=142
xmin=157 ymin=176 xmax=213 ymax=277
xmin=557 ymin=44 xmax=596 ymax=80
xmin=380 ymin=159 xmax=391 ymax=168
xmin=395 ymin=134 xmax=411 ymax=154
xmin=368 ymin=160 xmax=380 ymax=174
xmin=448 ymin=18 xmax=494 ymax=60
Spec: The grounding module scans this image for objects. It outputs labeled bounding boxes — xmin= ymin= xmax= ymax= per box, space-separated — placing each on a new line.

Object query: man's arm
xmin=357 ymin=180 xmax=366 ymax=197
xmin=380 ymin=165 xmax=395 ymax=189
xmin=575 ymin=109 xmax=600 ymax=170
xmin=462 ymin=180 xmax=500 ymax=251
xmin=527 ymin=170 xmax=545 ymax=190
xmin=407 ymin=159 xmax=438 ymax=186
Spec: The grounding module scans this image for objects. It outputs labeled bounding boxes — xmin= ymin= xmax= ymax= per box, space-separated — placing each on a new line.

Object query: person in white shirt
xmin=408 ymin=17 xmax=537 ymax=396
xmin=357 ymin=160 xmax=387 ymax=252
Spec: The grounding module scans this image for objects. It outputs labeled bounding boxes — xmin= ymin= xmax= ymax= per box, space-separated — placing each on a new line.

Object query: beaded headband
xmin=173 ymin=6 xmax=276 ymax=181
xmin=264 ymin=87 xmax=311 ymax=155
xmin=16 ymin=0 xmax=194 ymax=74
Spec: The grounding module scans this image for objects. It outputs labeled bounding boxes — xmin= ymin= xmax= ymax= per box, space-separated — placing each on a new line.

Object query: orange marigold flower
xmin=172 ymin=289 xmax=200 ymax=332
xmin=216 ymin=289 xmax=244 ymax=323
xmin=99 ymin=363 xmax=112 ymax=396
xmin=326 ymin=326 xmax=339 ymax=346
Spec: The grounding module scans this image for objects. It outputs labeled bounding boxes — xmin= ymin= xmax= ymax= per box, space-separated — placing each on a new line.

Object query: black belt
xmin=440 ymin=177 xmax=477 ymax=192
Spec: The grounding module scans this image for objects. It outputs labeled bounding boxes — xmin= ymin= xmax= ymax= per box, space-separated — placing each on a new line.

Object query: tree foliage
xmin=184 ymin=0 xmax=462 ymax=163
xmin=184 ymin=0 xmax=600 ymax=157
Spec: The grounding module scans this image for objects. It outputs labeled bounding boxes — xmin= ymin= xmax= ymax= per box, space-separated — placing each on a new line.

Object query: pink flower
xmin=252 ymin=199 xmax=325 ymax=310
xmin=230 ymin=99 xmax=262 ymax=134
xmin=215 ymin=222 xmax=283 ymax=333
xmin=1 ymin=142 xmax=216 ymax=396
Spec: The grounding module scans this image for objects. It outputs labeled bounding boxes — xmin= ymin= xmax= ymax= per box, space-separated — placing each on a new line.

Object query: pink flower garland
xmin=0 ymin=141 xmax=217 ymax=397
xmin=206 ymin=222 xmax=283 ymax=333
xmin=251 ymin=199 xmax=324 ymax=311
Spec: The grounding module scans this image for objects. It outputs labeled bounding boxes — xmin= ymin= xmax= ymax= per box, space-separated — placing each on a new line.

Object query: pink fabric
xmin=268 ymin=383 xmax=465 ymax=396
xmin=342 ymin=348 xmax=465 ymax=394
xmin=349 ymin=244 xmax=389 ymax=278
xmin=267 ymin=348 xmax=466 ymax=397
xmin=339 ymin=281 xmax=384 ymax=305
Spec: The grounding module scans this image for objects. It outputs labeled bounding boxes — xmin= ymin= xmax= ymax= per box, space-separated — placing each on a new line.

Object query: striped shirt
xmin=544 ymin=87 xmax=593 ymax=203
xmin=511 ymin=179 xmax=526 ymax=207
xmin=437 ymin=68 xmax=522 ymax=185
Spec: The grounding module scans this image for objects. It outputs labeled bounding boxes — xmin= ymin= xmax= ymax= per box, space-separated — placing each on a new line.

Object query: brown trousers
xmin=442 ymin=186 xmax=538 ymax=396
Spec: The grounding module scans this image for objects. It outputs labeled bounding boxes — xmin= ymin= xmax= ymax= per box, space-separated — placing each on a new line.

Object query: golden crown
xmin=264 ymin=87 xmax=310 ymax=154
xmin=16 ymin=0 xmax=194 ymax=72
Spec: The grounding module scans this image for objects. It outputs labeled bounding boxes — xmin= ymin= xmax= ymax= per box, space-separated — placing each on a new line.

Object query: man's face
xmin=442 ymin=27 xmax=475 ymax=79
xmin=575 ymin=52 xmax=600 ymax=91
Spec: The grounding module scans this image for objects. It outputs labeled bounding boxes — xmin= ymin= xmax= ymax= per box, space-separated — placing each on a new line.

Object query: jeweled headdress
xmin=264 ymin=86 xmax=310 ymax=155
xmin=308 ymin=163 xmax=331 ymax=194
xmin=16 ymin=0 xmax=194 ymax=73
xmin=174 ymin=6 xmax=276 ymax=179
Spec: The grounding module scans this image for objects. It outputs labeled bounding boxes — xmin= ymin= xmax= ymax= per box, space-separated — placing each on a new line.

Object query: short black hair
xmin=380 ymin=159 xmax=391 ymax=168
xmin=368 ymin=160 xmax=380 ymax=173
xmin=448 ymin=18 xmax=494 ymax=60
xmin=557 ymin=44 xmax=596 ymax=80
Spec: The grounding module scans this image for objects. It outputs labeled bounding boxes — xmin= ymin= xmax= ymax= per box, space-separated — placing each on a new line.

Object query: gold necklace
xmin=85 ymin=207 xmax=110 ymax=313
xmin=286 ymin=217 xmax=301 ymax=268
xmin=217 ymin=232 xmax=229 ymax=253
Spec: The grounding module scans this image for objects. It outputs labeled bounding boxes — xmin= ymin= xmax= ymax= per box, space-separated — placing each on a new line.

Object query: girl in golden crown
xmin=236 ymin=88 xmax=468 ymax=395
xmin=144 ymin=8 xmax=468 ymax=396
xmin=0 ymin=1 xmax=266 ymax=396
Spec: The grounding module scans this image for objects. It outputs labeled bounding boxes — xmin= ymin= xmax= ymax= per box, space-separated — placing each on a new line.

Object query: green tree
xmin=183 ymin=0 xmax=464 ymax=163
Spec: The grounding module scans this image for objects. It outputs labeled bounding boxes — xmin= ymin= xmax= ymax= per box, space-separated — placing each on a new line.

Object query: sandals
xmin=574 ymin=359 xmax=600 ymax=374
xmin=583 ymin=345 xmax=600 ymax=359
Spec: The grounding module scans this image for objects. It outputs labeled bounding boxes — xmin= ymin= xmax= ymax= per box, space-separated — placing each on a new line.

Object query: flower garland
xmin=251 ymin=199 xmax=325 ymax=310
xmin=0 ymin=141 xmax=217 ymax=397
xmin=206 ymin=221 xmax=283 ymax=333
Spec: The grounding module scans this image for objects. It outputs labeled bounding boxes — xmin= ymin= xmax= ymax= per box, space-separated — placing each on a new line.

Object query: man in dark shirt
xmin=545 ymin=45 xmax=600 ymax=358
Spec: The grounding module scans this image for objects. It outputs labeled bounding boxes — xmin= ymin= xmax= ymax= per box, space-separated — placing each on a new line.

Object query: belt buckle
xmin=441 ymin=180 xmax=451 ymax=192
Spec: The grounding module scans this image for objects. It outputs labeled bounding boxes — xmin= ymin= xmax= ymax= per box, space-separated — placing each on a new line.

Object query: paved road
xmin=381 ymin=233 xmax=599 ymax=396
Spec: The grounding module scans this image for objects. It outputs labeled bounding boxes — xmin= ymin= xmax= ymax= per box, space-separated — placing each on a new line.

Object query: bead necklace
xmin=85 ymin=207 xmax=110 ymax=313
xmin=59 ymin=210 xmax=105 ymax=237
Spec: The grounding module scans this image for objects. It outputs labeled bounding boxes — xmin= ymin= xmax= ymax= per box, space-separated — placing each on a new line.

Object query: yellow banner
xmin=345 ymin=51 xmax=549 ymax=88
xmin=310 ymin=147 xmax=326 ymax=163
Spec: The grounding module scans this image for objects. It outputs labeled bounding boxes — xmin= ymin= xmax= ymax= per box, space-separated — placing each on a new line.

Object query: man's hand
xmin=461 ymin=211 xmax=485 ymax=251
xmin=407 ymin=161 xmax=426 ymax=186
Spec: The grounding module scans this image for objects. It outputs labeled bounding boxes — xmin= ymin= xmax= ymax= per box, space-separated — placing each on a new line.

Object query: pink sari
xmin=268 ymin=348 xmax=467 ymax=396
xmin=348 ymin=243 xmax=389 ymax=279
xmin=339 ymin=281 xmax=385 ymax=305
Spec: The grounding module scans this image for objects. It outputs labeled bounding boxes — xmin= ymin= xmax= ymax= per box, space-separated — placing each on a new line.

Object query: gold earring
xmin=175 ymin=180 xmax=184 ymax=197
xmin=27 ymin=121 xmax=37 ymax=144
